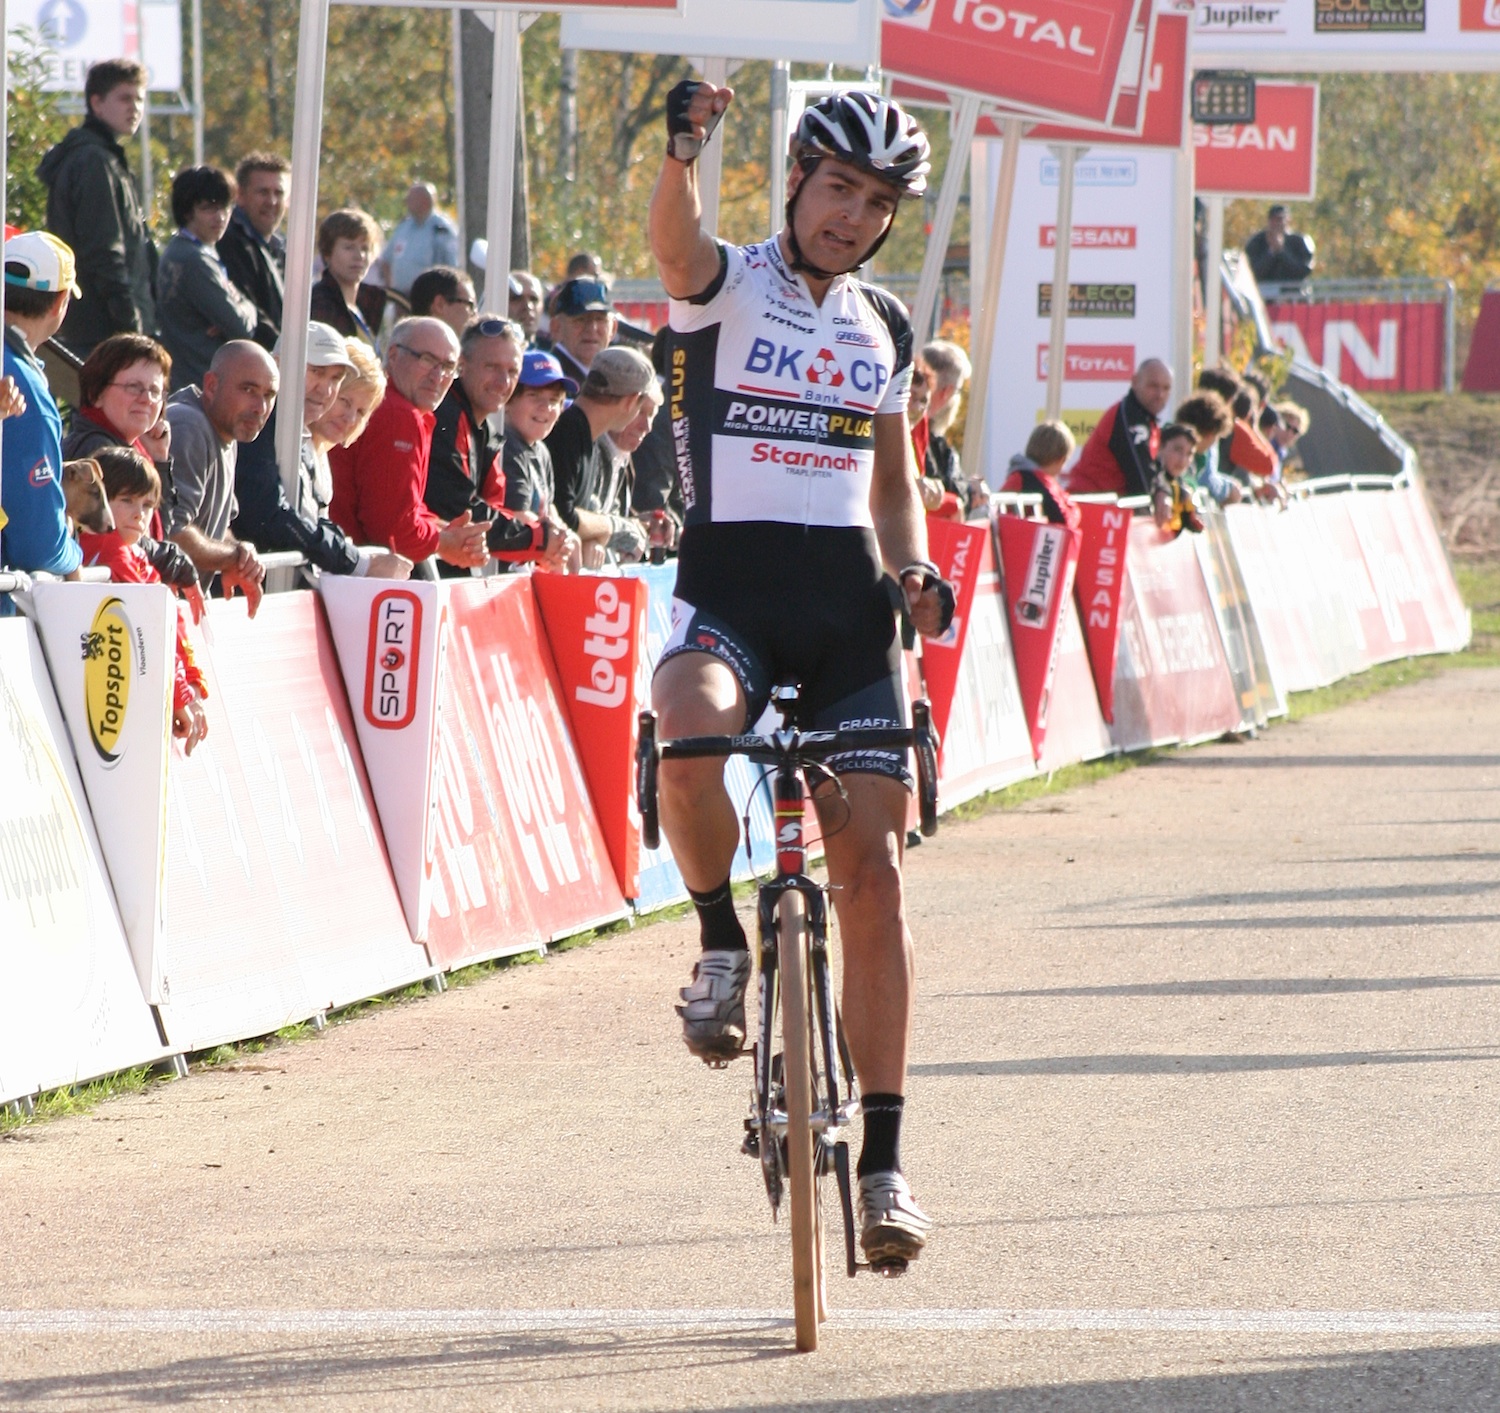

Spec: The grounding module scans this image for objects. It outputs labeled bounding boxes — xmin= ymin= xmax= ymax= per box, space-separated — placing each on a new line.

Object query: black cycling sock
xmin=857 ymin=1093 xmax=905 ymax=1178
xmin=689 ymin=880 xmax=747 ymax=952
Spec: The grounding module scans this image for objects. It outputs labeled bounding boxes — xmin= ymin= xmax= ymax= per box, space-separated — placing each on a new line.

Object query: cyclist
xmin=649 ymin=82 xmax=954 ymax=1270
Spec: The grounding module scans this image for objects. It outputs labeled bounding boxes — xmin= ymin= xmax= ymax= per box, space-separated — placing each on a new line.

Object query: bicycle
xmin=636 ymin=684 xmax=940 ymax=1352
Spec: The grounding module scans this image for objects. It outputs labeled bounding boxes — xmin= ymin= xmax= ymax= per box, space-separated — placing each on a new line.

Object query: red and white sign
xmin=1036 ymin=344 xmax=1136 ymax=381
xmin=1193 ymin=82 xmax=1318 ymax=200
xmin=919 ymin=516 xmax=990 ymax=748
xmin=1462 ymin=0 xmax=1500 ymax=31
xmin=886 ymin=0 xmax=1146 ymax=128
xmin=1268 ymin=301 xmax=1446 ymax=394
xmin=533 ymin=574 xmax=649 ymax=900
xmin=1042 ymin=225 xmax=1137 ymax=249
xmin=1036 ymin=589 xmax=1114 ymax=774
xmin=996 ymin=514 xmax=1081 ymax=759
xmin=1073 ymin=501 xmax=1131 ymax=721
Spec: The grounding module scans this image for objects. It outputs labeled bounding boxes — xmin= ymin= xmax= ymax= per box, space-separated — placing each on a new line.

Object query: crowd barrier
xmin=0 ymin=475 xmax=1470 ymax=1103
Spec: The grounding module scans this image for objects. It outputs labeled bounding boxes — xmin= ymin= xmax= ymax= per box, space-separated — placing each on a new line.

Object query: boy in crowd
xmin=501 ymin=350 xmax=578 ymax=566
xmin=1000 ymin=421 xmax=1079 ymax=530
xmin=1150 ymin=423 xmax=1204 ymax=537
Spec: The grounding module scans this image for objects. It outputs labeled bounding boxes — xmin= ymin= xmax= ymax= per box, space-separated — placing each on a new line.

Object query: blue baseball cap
xmin=516 ymin=349 xmax=579 ymax=397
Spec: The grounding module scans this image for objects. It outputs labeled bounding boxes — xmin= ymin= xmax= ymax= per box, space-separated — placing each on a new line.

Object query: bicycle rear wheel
xmin=778 ymin=886 xmax=823 ymax=1352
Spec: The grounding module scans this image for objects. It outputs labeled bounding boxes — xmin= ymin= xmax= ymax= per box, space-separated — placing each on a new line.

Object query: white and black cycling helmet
xmin=793 ymin=91 xmax=931 ymax=199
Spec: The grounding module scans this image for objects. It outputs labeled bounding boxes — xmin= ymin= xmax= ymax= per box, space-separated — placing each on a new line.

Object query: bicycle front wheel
xmin=778 ymin=886 xmax=823 ymax=1352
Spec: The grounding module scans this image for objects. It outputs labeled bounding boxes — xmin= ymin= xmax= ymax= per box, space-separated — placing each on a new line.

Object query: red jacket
xmin=1228 ymin=419 xmax=1277 ymax=480
xmin=79 ymin=530 xmax=206 ymax=712
xmin=1065 ymin=389 xmax=1160 ymax=497
xmin=329 ymin=386 xmax=442 ymax=563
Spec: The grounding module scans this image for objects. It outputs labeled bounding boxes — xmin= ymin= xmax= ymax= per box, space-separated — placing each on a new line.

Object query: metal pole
xmin=1171 ymin=112 xmax=1194 ymax=401
xmin=1444 ymin=279 xmax=1456 ymax=394
xmin=139 ymin=102 xmax=154 ymax=229
xmin=697 ymin=56 xmax=729 ymax=237
xmin=1204 ymin=194 xmax=1225 ymax=370
xmin=1044 ymin=144 xmax=1079 ymax=421
xmin=480 ymin=7 xmax=520 ymax=309
xmin=769 ymin=60 xmax=789 ymax=239
xmin=451 ymin=8 xmax=466 ymax=263
xmin=964 ymin=117 xmax=1021 ymax=487
xmin=275 ymin=0 xmax=332 ymax=507
xmin=191 ymin=0 xmax=205 ymax=164
xmin=911 ymin=94 xmax=980 ymax=347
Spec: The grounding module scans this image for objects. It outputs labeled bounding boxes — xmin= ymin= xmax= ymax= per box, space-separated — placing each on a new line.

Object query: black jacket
xmin=1245 ymin=230 xmax=1315 ymax=287
xmin=217 ymin=205 xmax=285 ymax=349
xmin=308 ymin=269 xmax=386 ymax=345
xmin=38 ymin=116 xmax=157 ymax=354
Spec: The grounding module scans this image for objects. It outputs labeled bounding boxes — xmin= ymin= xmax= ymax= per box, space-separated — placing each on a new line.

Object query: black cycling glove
xmin=666 ymin=79 xmax=725 ymax=164
xmin=902 ymin=564 xmax=957 ymax=636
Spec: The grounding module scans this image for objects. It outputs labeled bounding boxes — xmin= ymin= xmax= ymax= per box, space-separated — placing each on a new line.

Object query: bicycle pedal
xmin=867 ymin=1257 xmax=909 ymax=1278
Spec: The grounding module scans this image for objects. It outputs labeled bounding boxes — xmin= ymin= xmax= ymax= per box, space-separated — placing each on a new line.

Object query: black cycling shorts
xmin=658 ymin=522 xmax=912 ymax=787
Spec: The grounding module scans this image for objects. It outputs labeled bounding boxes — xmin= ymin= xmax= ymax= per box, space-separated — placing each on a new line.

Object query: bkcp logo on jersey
xmin=1315 ymin=0 xmax=1424 ymax=32
xmin=80 ymin=594 xmax=140 ymax=767
xmin=364 ymin=589 xmax=422 ymax=730
xmin=743 ymin=338 xmax=888 ymax=400
xmin=1461 ymin=0 xmax=1500 ymax=30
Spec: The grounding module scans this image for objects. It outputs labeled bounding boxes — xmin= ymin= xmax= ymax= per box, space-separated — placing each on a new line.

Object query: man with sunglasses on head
xmin=648 ymin=84 xmax=955 ymax=1271
xmin=328 ymin=316 xmax=488 ymax=574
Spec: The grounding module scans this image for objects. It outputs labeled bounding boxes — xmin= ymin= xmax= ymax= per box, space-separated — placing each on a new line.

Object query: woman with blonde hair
xmin=308 ymin=337 xmax=386 ymax=509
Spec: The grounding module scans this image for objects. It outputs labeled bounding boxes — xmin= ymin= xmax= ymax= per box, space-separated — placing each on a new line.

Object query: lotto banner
xmin=533 ymin=574 xmax=649 ymax=900
xmin=919 ymin=516 xmax=989 ymax=746
xmin=1073 ymin=501 xmax=1132 ymax=721
xmin=1036 ymin=590 xmax=1114 ymax=774
xmin=995 ymin=514 xmax=1081 ymax=760
xmin=156 ymin=593 xmax=429 ymax=1052
xmin=0 ymin=617 xmax=166 ymax=1102
xmin=1344 ymin=492 xmax=1440 ymax=658
xmin=28 ymin=582 xmax=174 ymax=1002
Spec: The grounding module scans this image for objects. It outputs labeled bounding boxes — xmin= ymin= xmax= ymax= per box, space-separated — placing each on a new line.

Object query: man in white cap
xmin=1 ymin=231 xmax=79 ymax=578
xmin=231 ymin=321 xmax=411 ymax=578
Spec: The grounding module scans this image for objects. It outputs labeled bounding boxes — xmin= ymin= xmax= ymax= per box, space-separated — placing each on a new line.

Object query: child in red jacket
xmin=78 ymin=447 xmax=209 ymax=753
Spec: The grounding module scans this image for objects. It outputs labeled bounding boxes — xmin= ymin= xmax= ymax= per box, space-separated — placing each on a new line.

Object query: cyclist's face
xmin=789 ymin=160 xmax=900 ymax=274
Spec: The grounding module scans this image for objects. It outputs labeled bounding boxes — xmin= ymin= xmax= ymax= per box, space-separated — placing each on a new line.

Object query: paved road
xmin=6 ymin=669 xmax=1500 ymax=1411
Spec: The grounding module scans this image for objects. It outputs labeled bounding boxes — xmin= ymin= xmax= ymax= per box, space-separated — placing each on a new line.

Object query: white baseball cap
xmin=3 ymin=230 xmax=81 ymax=297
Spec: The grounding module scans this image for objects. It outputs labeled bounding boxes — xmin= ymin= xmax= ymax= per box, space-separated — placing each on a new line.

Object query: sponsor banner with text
xmin=1036 ymin=584 xmax=1115 ymax=773
xmin=1389 ymin=486 xmax=1471 ymax=653
xmin=0 ymin=617 xmax=166 ymax=1102
xmin=1191 ymin=514 xmax=1278 ymax=729
xmin=1074 ymin=501 xmax=1132 ymax=721
xmin=1193 ymin=82 xmax=1318 ymax=200
xmin=1268 ymin=301 xmax=1444 ymax=393
xmin=916 ymin=516 xmax=988 ymax=747
xmin=564 ymin=0 xmax=878 ymax=66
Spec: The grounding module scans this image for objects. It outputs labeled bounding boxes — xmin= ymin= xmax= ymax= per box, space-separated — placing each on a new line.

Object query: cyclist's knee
xmin=653 ymin=654 xmax=744 ymax=738
xmin=837 ymin=848 xmax=905 ymax=921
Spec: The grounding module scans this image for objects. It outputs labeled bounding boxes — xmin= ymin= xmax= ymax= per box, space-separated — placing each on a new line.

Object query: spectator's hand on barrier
xmin=918 ymin=476 xmax=945 ymax=513
xmin=0 ymin=375 xmax=27 ymax=420
xmin=581 ymin=541 xmax=606 ymax=571
xmin=222 ymin=542 xmax=265 ymax=618
xmin=438 ymin=510 xmax=490 ymax=569
xmin=1252 ymin=478 xmax=1284 ymax=506
xmin=140 ymin=414 xmax=171 ymax=464
xmin=538 ymin=523 xmax=574 ymax=574
xmin=368 ymin=552 xmax=414 ymax=580
xmin=1152 ymin=488 xmax=1174 ymax=531
xmin=902 ymin=565 xmax=956 ymax=639
xmin=173 ymin=698 xmax=209 ymax=754
xmin=182 ymin=581 xmax=206 ymax=624
xmin=964 ymin=479 xmax=991 ymax=517
xmin=666 ymin=80 xmax=734 ymax=164
xmin=1223 ymin=482 xmax=1244 ymax=506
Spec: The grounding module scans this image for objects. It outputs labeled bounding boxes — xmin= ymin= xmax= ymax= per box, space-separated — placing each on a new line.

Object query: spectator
xmin=1067 ymin=357 xmax=1173 ymax=496
xmin=508 ymin=271 xmax=545 ymax=344
xmin=157 ymin=166 xmax=259 ymax=392
xmin=907 ymin=362 xmax=933 ymax=496
xmin=1001 ymin=421 xmax=1079 ymax=530
xmin=233 ymin=323 xmax=411 ymax=579
xmin=409 ymin=266 xmax=477 ymax=340
xmin=163 ymin=340 xmax=272 ymax=609
xmin=544 ymin=345 xmax=654 ymax=566
xmin=565 ymin=251 xmax=605 ymax=283
xmin=1245 ymin=205 xmax=1315 ymax=290
xmin=1172 ymin=392 xmax=1239 ymax=507
xmin=308 ymin=338 xmax=385 ymax=503
xmin=596 ymin=375 xmax=664 ymax=564
xmin=375 ymin=183 xmax=459 ymax=296
xmin=1270 ymin=400 xmax=1310 ymax=475
xmin=1150 ymin=423 xmax=1204 ymax=537
xmin=310 ymin=209 xmax=386 ymax=346
xmin=502 ymin=349 xmax=575 ymax=525
xmin=37 ymin=59 xmax=155 ymax=355
xmin=920 ymin=339 xmax=977 ymax=504
xmin=328 ymin=316 xmax=489 ymax=573
xmin=1223 ymin=383 xmax=1278 ymax=492
xmin=218 ymin=152 xmax=289 ymax=350
xmin=1 ymin=232 xmax=83 ymax=579
xmin=548 ymin=277 xmax=616 ymax=385
xmin=629 ymin=326 xmax=681 ymax=532
xmin=79 ymin=447 xmax=209 ymax=751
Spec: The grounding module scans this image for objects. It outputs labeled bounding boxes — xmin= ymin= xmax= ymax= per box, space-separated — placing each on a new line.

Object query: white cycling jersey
xmin=666 ymin=237 xmax=914 ymax=531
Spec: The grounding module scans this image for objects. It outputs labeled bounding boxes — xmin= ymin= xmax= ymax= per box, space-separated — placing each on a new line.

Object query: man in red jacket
xmin=1065 ymin=357 xmax=1173 ymax=497
xmin=328 ymin=316 xmax=488 ymax=572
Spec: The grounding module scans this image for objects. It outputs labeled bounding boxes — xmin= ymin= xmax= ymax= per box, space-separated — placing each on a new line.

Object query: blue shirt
xmin=1 ymin=323 xmax=81 ymax=577
xmin=379 ymin=212 xmax=460 ymax=296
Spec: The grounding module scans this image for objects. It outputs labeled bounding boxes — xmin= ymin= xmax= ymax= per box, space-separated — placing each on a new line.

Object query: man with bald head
xmin=1066 ymin=357 xmax=1174 ymax=497
xmin=329 ymin=316 xmax=488 ymax=571
xmin=376 ymin=181 xmax=460 ymax=297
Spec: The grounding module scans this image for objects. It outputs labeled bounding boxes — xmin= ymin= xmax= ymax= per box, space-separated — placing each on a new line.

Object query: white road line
xmin=3 ymin=1309 xmax=1500 ymax=1337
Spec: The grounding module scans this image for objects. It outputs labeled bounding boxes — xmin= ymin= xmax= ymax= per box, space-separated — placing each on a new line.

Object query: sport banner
xmin=1073 ymin=501 xmax=1131 ymax=721
xmin=29 ymin=582 xmax=174 ymax=1002
xmin=918 ymin=515 xmax=989 ymax=747
xmin=533 ymin=574 xmax=649 ymax=900
xmin=1190 ymin=517 xmax=1270 ymax=731
xmin=1036 ymin=587 xmax=1114 ymax=774
xmin=1307 ymin=493 xmax=1406 ymax=670
xmin=935 ymin=524 xmax=1037 ymax=807
xmin=1221 ymin=503 xmax=1326 ymax=695
xmin=1268 ymin=301 xmax=1443 ymax=394
xmin=995 ymin=514 xmax=1081 ymax=760
xmin=1344 ymin=491 xmax=1438 ymax=657
xmin=440 ymin=578 xmax=628 ymax=956
xmin=157 ymin=593 xmax=428 ymax=1052
xmin=0 ymin=617 xmax=166 ymax=1102
xmin=1390 ymin=485 xmax=1470 ymax=654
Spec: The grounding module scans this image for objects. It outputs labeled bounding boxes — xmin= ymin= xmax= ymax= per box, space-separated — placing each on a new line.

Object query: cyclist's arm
xmin=650 ymin=84 xmax=733 ymax=299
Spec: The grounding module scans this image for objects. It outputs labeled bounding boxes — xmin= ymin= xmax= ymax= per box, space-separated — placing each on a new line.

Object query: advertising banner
xmin=1191 ymin=516 xmax=1271 ymax=730
xmin=1267 ymin=301 xmax=1445 ymax=394
xmin=1222 ymin=501 xmax=1328 ymax=695
xmin=885 ymin=0 xmax=1148 ymax=129
xmin=533 ymin=573 xmax=649 ymax=901
xmin=1344 ymin=491 xmax=1439 ymax=657
xmin=1036 ymin=583 xmax=1114 ymax=774
xmin=11 ymin=0 xmax=183 ymax=92
xmin=563 ymin=0 xmax=878 ymax=65
xmin=973 ymin=140 xmax=1179 ymax=481
xmin=1390 ymin=485 xmax=1471 ymax=654
xmin=1073 ymin=500 xmax=1131 ymax=721
xmin=1193 ymin=83 xmax=1319 ymax=200
xmin=29 ymin=582 xmax=174 ymax=1002
xmin=935 ymin=525 xmax=1038 ymax=806
xmin=0 ymin=618 xmax=166 ymax=1102
xmin=1308 ymin=492 xmax=1406 ymax=669
xmin=1191 ymin=1 xmax=1500 ymax=72
xmin=996 ymin=514 xmax=1081 ymax=759
xmin=156 ymin=594 xmax=428 ymax=1052
xmin=918 ymin=515 xmax=989 ymax=746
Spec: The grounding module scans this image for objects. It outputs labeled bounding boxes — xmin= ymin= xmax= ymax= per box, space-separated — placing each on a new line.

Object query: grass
xmin=8 ymin=566 xmax=1500 ymax=1137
